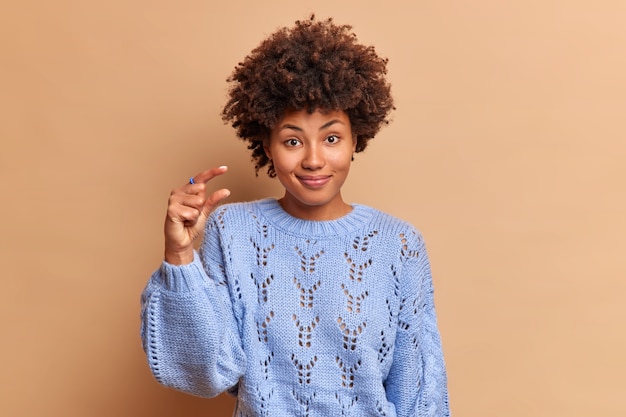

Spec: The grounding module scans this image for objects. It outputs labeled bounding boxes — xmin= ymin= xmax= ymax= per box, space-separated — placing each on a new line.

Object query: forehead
xmin=274 ymin=108 xmax=351 ymax=130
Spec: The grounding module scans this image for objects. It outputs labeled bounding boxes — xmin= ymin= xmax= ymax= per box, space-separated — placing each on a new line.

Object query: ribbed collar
xmin=256 ymin=198 xmax=373 ymax=238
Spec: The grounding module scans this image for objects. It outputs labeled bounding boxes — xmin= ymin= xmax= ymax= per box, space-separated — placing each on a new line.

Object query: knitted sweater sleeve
xmin=140 ymin=217 xmax=246 ymax=398
xmin=385 ymin=231 xmax=450 ymax=416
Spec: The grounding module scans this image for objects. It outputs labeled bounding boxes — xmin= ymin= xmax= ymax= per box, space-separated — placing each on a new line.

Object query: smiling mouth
xmin=297 ymin=175 xmax=332 ymax=188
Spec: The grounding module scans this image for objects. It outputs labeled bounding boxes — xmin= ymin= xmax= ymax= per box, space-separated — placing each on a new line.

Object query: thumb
xmin=200 ymin=188 xmax=231 ymax=219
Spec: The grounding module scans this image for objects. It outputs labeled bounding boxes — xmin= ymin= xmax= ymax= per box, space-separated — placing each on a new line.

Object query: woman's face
xmin=264 ymin=108 xmax=356 ymax=220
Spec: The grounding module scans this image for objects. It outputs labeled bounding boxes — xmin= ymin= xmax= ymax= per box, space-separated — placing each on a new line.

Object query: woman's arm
xmin=140 ymin=166 xmax=245 ymax=397
xmin=385 ymin=231 xmax=450 ymax=416
xmin=140 ymin=245 xmax=246 ymax=398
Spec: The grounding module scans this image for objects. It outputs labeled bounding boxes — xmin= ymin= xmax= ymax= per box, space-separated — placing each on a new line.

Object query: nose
xmin=302 ymin=143 xmax=325 ymax=170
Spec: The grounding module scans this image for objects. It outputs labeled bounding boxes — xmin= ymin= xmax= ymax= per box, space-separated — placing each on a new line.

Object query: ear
xmin=352 ymin=134 xmax=358 ymax=152
xmin=263 ymin=138 xmax=272 ymax=159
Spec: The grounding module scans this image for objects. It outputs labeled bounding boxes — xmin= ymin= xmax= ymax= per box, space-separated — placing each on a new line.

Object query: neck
xmin=278 ymin=195 xmax=352 ymax=221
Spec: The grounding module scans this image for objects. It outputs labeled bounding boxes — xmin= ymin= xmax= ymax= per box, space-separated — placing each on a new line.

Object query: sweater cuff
xmin=158 ymin=250 xmax=207 ymax=292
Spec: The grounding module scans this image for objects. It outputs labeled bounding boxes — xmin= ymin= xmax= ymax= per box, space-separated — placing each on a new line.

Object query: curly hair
xmin=221 ymin=15 xmax=394 ymax=177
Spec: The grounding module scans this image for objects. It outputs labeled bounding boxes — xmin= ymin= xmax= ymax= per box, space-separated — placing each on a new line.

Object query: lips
xmin=297 ymin=175 xmax=332 ymax=188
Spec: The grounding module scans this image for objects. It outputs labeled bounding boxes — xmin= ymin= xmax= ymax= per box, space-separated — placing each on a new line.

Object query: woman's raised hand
xmin=163 ymin=166 xmax=230 ymax=265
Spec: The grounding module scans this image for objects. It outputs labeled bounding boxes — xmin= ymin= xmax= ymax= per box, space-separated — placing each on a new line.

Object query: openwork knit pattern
xmin=141 ymin=198 xmax=449 ymax=416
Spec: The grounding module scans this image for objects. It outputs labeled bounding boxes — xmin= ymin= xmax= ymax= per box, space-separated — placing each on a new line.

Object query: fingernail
xmin=219 ymin=165 xmax=228 ymax=169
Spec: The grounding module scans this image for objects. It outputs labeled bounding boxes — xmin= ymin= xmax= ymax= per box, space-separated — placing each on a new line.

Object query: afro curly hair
xmin=221 ymin=15 xmax=395 ymax=177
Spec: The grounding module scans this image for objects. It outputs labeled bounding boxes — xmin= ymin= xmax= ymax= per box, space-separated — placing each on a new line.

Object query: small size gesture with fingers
xmin=140 ymin=16 xmax=450 ymax=417
xmin=164 ymin=166 xmax=230 ymax=265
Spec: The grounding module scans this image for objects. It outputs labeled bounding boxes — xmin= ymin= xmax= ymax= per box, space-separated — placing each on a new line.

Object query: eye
xmin=325 ymin=134 xmax=340 ymax=144
xmin=285 ymin=138 xmax=301 ymax=147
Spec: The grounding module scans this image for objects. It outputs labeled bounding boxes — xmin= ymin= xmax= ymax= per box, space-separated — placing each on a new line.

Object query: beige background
xmin=2 ymin=0 xmax=625 ymax=416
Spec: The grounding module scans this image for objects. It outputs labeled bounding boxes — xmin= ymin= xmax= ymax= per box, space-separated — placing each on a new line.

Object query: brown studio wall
xmin=1 ymin=0 xmax=625 ymax=416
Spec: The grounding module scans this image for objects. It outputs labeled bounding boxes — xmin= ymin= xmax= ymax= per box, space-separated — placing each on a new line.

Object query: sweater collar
xmin=257 ymin=198 xmax=372 ymax=238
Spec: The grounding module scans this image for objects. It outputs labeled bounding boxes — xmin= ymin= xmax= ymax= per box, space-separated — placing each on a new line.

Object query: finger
xmin=207 ymin=188 xmax=231 ymax=206
xmin=201 ymin=188 xmax=231 ymax=217
xmin=171 ymin=193 xmax=206 ymax=211
xmin=189 ymin=165 xmax=228 ymax=186
xmin=167 ymin=204 xmax=201 ymax=227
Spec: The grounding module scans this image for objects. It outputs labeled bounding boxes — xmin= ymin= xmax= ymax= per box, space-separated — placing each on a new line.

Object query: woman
xmin=141 ymin=16 xmax=450 ymax=416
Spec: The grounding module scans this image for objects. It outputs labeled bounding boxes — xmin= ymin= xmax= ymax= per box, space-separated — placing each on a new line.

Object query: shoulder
xmin=206 ymin=198 xmax=269 ymax=230
xmin=211 ymin=199 xmax=262 ymax=216
xmin=357 ymin=204 xmax=425 ymax=245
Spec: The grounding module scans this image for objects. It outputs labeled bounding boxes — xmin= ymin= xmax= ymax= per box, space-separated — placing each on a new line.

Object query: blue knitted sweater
xmin=141 ymin=198 xmax=449 ymax=416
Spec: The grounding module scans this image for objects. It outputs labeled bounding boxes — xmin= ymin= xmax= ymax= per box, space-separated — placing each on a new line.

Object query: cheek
xmin=271 ymin=152 xmax=296 ymax=172
xmin=330 ymin=151 xmax=353 ymax=168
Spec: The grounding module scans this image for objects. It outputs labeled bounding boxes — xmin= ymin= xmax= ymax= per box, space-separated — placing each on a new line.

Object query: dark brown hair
xmin=222 ymin=16 xmax=394 ymax=176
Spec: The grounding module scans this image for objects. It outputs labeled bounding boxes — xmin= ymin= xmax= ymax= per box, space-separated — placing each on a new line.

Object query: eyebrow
xmin=279 ymin=119 xmax=345 ymax=132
